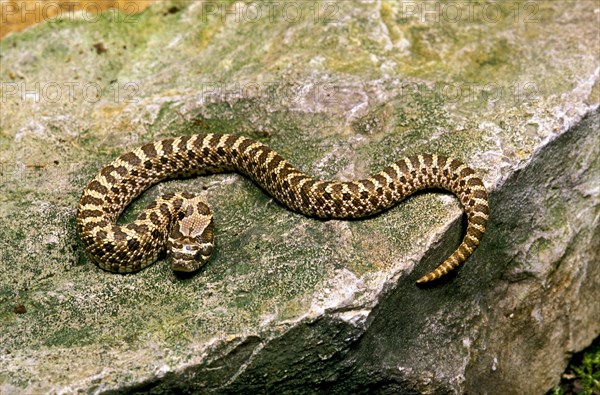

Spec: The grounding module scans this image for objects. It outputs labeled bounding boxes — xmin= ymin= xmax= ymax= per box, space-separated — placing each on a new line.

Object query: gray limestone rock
xmin=0 ymin=1 xmax=598 ymax=394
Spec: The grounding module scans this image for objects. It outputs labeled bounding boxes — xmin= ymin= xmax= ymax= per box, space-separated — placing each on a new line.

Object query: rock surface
xmin=0 ymin=1 xmax=598 ymax=394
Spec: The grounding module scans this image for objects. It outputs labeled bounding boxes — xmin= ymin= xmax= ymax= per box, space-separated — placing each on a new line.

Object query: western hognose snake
xmin=77 ymin=133 xmax=489 ymax=284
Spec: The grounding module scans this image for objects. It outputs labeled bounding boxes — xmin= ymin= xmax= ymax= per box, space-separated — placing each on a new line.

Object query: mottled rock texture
xmin=0 ymin=1 xmax=598 ymax=394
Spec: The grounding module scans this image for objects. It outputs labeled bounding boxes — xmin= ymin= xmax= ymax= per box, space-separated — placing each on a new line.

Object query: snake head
xmin=167 ymin=200 xmax=214 ymax=272
xmin=169 ymin=237 xmax=214 ymax=272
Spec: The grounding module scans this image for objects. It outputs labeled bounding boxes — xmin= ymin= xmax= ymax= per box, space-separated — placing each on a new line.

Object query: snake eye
xmin=200 ymin=244 xmax=213 ymax=256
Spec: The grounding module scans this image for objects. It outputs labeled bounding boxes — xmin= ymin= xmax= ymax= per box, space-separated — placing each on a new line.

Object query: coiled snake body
xmin=77 ymin=133 xmax=489 ymax=284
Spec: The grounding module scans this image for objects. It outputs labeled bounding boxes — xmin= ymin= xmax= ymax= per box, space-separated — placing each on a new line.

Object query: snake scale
xmin=77 ymin=133 xmax=489 ymax=284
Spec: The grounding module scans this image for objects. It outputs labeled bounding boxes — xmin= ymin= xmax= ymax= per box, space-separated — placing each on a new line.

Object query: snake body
xmin=77 ymin=133 xmax=489 ymax=284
